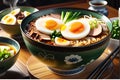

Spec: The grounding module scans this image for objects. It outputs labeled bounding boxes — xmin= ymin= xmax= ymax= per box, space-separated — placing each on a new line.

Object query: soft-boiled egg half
xmin=23 ymin=11 xmax=31 ymax=17
xmin=35 ymin=17 xmax=63 ymax=35
xmin=55 ymin=37 xmax=70 ymax=46
xmin=10 ymin=8 xmax=20 ymax=16
xmin=1 ymin=14 xmax=16 ymax=25
xmin=17 ymin=19 xmax=22 ymax=24
xmin=61 ymin=19 xmax=90 ymax=40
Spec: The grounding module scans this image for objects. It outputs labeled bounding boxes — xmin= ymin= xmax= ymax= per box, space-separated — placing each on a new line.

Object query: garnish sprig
xmin=0 ymin=49 xmax=11 ymax=62
xmin=111 ymin=19 xmax=120 ymax=39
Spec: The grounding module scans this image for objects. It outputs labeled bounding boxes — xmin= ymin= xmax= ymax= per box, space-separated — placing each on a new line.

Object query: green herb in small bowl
xmin=0 ymin=46 xmax=13 ymax=62
xmin=111 ymin=19 xmax=120 ymax=39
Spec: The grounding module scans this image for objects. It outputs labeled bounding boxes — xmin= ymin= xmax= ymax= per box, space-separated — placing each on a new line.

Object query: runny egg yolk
xmin=2 ymin=14 xmax=16 ymax=24
xmin=57 ymin=37 xmax=68 ymax=43
xmin=11 ymin=11 xmax=16 ymax=15
xmin=69 ymin=22 xmax=84 ymax=34
xmin=45 ymin=20 xmax=58 ymax=30
xmin=6 ymin=18 xmax=14 ymax=24
xmin=2 ymin=15 xmax=9 ymax=21
xmin=61 ymin=25 xmax=66 ymax=31
xmin=55 ymin=37 xmax=70 ymax=46
xmin=10 ymin=8 xmax=20 ymax=16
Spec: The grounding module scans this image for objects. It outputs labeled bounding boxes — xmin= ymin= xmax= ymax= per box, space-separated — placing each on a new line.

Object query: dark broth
xmin=92 ymin=3 xmax=104 ymax=6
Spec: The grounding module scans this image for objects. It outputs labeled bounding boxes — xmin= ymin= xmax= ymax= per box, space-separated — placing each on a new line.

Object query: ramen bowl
xmin=0 ymin=36 xmax=20 ymax=76
xmin=20 ymin=8 xmax=112 ymax=75
xmin=0 ymin=6 xmax=38 ymax=36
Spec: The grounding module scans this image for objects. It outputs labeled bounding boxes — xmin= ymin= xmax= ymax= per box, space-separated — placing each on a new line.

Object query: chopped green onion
xmin=61 ymin=11 xmax=81 ymax=23
xmin=0 ymin=48 xmax=11 ymax=62
xmin=89 ymin=18 xmax=98 ymax=29
xmin=111 ymin=19 xmax=120 ymax=39
xmin=61 ymin=11 xmax=65 ymax=21
xmin=50 ymin=30 xmax=62 ymax=41
xmin=63 ymin=12 xmax=73 ymax=23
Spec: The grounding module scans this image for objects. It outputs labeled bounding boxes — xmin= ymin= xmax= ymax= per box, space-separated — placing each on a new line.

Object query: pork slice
xmin=37 ymin=31 xmax=51 ymax=40
xmin=40 ymin=13 xmax=61 ymax=19
xmin=100 ymin=23 xmax=109 ymax=31
xmin=50 ymin=13 xmax=61 ymax=19
xmin=89 ymin=24 xmax=102 ymax=36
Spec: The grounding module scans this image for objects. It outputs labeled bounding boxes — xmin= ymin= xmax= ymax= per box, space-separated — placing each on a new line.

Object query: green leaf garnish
xmin=89 ymin=18 xmax=98 ymax=29
xmin=111 ymin=19 xmax=120 ymax=39
xmin=0 ymin=48 xmax=11 ymax=62
xmin=61 ymin=11 xmax=81 ymax=23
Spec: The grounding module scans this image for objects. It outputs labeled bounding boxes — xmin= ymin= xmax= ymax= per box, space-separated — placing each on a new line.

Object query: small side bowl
xmin=0 ymin=36 xmax=20 ymax=76
xmin=0 ymin=6 xmax=39 ymax=36
xmin=89 ymin=0 xmax=108 ymax=7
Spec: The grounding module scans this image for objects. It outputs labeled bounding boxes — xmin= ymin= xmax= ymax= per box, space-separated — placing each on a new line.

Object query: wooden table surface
xmin=0 ymin=1 xmax=119 ymax=79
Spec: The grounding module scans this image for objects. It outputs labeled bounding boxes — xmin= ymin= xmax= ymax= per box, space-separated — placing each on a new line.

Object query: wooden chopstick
xmin=95 ymin=46 xmax=120 ymax=79
xmin=87 ymin=46 xmax=120 ymax=79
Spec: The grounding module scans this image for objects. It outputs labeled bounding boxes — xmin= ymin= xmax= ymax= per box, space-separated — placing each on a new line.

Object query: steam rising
xmin=3 ymin=0 xmax=18 ymax=10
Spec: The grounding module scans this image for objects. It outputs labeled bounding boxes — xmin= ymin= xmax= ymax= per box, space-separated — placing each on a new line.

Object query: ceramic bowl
xmin=0 ymin=36 xmax=20 ymax=76
xmin=20 ymin=8 xmax=112 ymax=75
xmin=89 ymin=0 xmax=108 ymax=7
xmin=0 ymin=6 xmax=39 ymax=36
xmin=88 ymin=0 xmax=108 ymax=16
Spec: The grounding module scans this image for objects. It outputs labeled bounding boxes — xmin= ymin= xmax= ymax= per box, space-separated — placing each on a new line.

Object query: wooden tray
xmin=0 ymin=59 xmax=29 ymax=79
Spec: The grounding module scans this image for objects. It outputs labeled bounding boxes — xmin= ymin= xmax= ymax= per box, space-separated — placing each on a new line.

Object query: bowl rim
xmin=20 ymin=7 xmax=112 ymax=52
xmin=0 ymin=36 xmax=20 ymax=63
xmin=0 ymin=6 xmax=39 ymax=26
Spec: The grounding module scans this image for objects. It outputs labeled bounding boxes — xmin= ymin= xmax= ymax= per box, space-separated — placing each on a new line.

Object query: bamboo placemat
xmin=26 ymin=47 xmax=113 ymax=79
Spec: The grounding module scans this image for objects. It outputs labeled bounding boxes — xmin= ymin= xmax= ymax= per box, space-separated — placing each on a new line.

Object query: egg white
xmin=35 ymin=17 xmax=63 ymax=35
xmin=61 ymin=19 xmax=90 ymax=40
xmin=10 ymin=8 xmax=20 ymax=16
